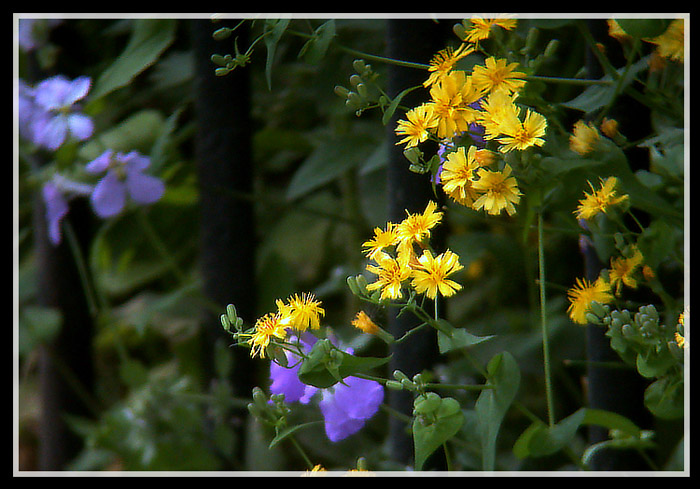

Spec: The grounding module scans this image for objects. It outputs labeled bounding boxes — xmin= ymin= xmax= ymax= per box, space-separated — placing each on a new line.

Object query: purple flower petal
xmin=62 ymin=76 xmax=92 ymax=106
xmin=90 ymin=171 xmax=126 ymax=218
xmin=85 ymin=150 xmax=114 ymax=174
xmin=329 ymin=376 xmax=384 ymax=420
xmin=125 ymin=170 xmax=165 ymax=205
xmin=66 ymin=113 xmax=94 ymax=141
xmin=42 ymin=183 xmax=69 ymax=246
xmin=318 ymin=389 xmax=368 ymax=442
xmin=34 ymin=75 xmax=72 ymax=110
xmin=33 ymin=115 xmax=68 ymax=151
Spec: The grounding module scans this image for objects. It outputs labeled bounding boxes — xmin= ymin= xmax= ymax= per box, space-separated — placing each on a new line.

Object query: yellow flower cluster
xmin=239 ymin=292 xmax=325 ymax=358
xmin=362 ymin=201 xmax=464 ymax=301
xmin=574 ymin=176 xmax=629 ymax=221
xmin=394 ymin=16 xmax=547 ymax=218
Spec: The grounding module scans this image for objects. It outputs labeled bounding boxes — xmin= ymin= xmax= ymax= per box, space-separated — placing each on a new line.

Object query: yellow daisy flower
xmin=461 ymin=16 xmax=518 ymax=44
xmin=410 ymin=249 xmax=464 ymax=299
xmin=277 ymin=292 xmax=325 ymax=332
xmin=366 ymin=252 xmax=412 ymax=300
xmin=567 ymin=276 xmax=614 ymax=325
xmin=362 ymin=222 xmax=399 ymax=260
xmin=477 ymin=89 xmax=522 ymax=141
xmin=471 ymin=164 xmax=522 ymax=216
xmin=242 ymin=312 xmax=290 ymax=359
xmin=440 ymin=146 xmax=482 ymax=207
xmin=395 ymin=103 xmax=439 ymax=148
xmin=428 ymin=70 xmax=484 ymax=139
xmin=472 ymin=57 xmax=527 ymax=96
xmin=423 ymin=43 xmax=474 ymax=87
xmin=574 ymin=177 xmax=629 ymax=220
xmin=395 ymin=200 xmax=444 ymax=247
xmin=496 ymin=108 xmax=547 ymax=153
xmin=608 ymin=247 xmax=644 ymax=295
xmin=569 ymin=120 xmax=600 ymax=155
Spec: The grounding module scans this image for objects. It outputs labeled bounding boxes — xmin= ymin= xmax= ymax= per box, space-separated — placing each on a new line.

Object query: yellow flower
xmin=646 ymin=19 xmax=684 ymax=63
xmin=366 ymin=252 xmax=412 ymax=300
xmin=574 ymin=177 xmax=629 ymax=220
xmin=472 ymin=57 xmax=527 ymax=95
xmin=302 ymin=464 xmax=327 ymax=476
xmin=395 ymin=103 xmax=439 ymax=148
xmin=608 ymin=247 xmax=644 ymax=295
xmin=395 ymin=200 xmax=443 ymax=247
xmin=362 ymin=222 xmax=399 ymax=260
xmin=423 ymin=43 xmax=474 ymax=87
xmin=567 ymin=276 xmax=614 ymax=325
xmin=461 ymin=16 xmax=518 ymax=44
xmin=570 ymin=120 xmax=600 ymax=155
xmin=242 ymin=312 xmax=290 ymax=358
xmin=600 ymin=117 xmax=619 ymax=139
xmin=471 ymin=164 xmax=522 ymax=216
xmin=496 ymin=108 xmax=547 ymax=153
xmin=607 ymin=19 xmax=631 ymax=42
xmin=411 ymin=249 xmax=464 ymax=299
xmin=440 ymin=146 xmax=482 ymax=207
xmin=428 ymin=70 xmax=483 ymax=139
xmin=674 ymin=332 xmax=686 ymax=349
xmin=478 ymin=89 xmax=522 ymax=140
xmin=352 ymin=310 xmax=380 ymax=335
xmin=277 ymin=292 xmax=325 ymax=332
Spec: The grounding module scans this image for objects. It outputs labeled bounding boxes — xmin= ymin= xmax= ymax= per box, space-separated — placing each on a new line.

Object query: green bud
xmin=346 ymin=275 xmax=360 ymax=296
xmin=349 ymin=74 xmax=363 ymax=87
xmin=334 ymin=85 xmax=350 ymax=98
xmin=356 ymin=82 xmax=369 ymax=99
xmin=355 ymin=274 xmax=369 ymax=295
xmin=621 ymin=324 xmax=636 ymax=338
xmin=543 ymin=39 xmax=559 ymax=58
xmin=212 ymin=27 xmax=233 ymax=41
xmin=385 ymin=380 xmax=404 ymax=390
xmin=211 ymin=54 xmax=228 ymax=66
xmin=252 ymin=386 xmax=268 ymax=408
xmin=589 ymin=301 xmax=608 ymax=319
xmin=220 ymin=314 xmax=231 ymax=332
xmin=524 ymin=27 xmax=539 ymax=54
xmin=452 ymin=22 xmax=467 ymax=40
xmin=585 ymin=312 xmax=602 ymax=325
xmin=215 ymin=67 xmax=231 ymax=77
xmin=413 ymin=392 xmax=441 ymax=415
xmin=353 ymin=59 xmax=367 ymax=74
xmin=226 ymin=304 xmax=238 ymax=322
xmin=393 ymin=369 xmax=410 ymax=382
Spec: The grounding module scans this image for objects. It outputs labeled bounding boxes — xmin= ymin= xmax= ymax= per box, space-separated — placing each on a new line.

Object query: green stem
xmin=526 ymin=74 xmax=614 ymax=86
xmin=538 ymin=212 xmax=556 ymax=427
xmin=288 ymin=434 xmax=315 ymax=470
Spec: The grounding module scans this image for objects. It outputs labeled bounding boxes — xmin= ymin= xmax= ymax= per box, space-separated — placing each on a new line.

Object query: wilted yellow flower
xmin=424 ymin=43 xmax=474 ymax=87
xmin=647 ymin=19 xmax=684 ymax=63
xmin=600 ymin=117 xmax=619 ymax=139
xmin=366 ymin=252 xmax=412 ymax=300
xmin=395 ymin=103 xmax=439 ymax=148
xmin=362 ymin=222 xmax=399 ymax=260
xmin=574 ymin=177 xmax=629 ymax=220
xmin=277 ymin=292 xmax=325 ymax=332
xmin=570 ymin=120 xmax=600 ymax=155
xmin=410 ymin=249 xmax=464 ymax=299
xmin=461 ymin=16 xmax=518 ymax=44
xmin=352 ymin=310 xmax=380 ymax=335
xmin=440 ymin=146 xmax=482 ymax=207
xmin=567 ymin=276 xmax=614 ymax=325
xmin=472 ymin=57 xmax=527 ymax=96
xmin=471 ymin=164 xmax=522 ymax=216
xmin=608 ymin=247 xmax=644 ymax=295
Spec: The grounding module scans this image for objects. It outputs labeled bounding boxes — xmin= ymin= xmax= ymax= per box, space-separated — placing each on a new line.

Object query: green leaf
xmin=297 ymin=339 xmax=391 ymax=389
xmin=475 ymin=352 xmax=520 ymax=470
xmin=615 ymin=19 xmax=673 ymax=39
xmin=269 ymin=421 xmax=324 ymax=448
xmin=91 ymin=19 xmax=177 ymax=100
xmin=298 ymin=20 xmax=336 ymax=64
xmin=437 ymin=327 xmax=494 ymax=354
xmin=285 ymin=132 xmax=379 ymax=201
xmin=263 ymin=19 xmax=290 ymax=90
xmin=644 ymin=376 xmax=684 ymax=419
xmin=562 ymin=56 xmax=651 ymax=114
xmin=382 ymin=85 xmax=421 ymax=126
xmin=413 ymin=396 xmax=464 ymax=470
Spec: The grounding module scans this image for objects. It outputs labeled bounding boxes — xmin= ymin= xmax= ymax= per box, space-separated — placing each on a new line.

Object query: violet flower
xmin=269 ymin=333 xmax=384 ymax=442
xmin=86 ymin=150 xmax=165 ymax=218
xmin=29 ymin=75 xmax=93 ymax=151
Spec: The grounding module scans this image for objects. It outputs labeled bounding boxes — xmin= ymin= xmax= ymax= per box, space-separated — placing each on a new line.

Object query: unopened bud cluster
xmin=334 ymin=59 xmax=387 ymax=116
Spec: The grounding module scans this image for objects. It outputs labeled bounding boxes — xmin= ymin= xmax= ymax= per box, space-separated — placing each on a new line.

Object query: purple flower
xmin=29 ymin=75 xmax=93 ymax=151
xmin=269 ymin=334 xmax=384 ymax=442
xmin=86 ymin=150 xmax=165 ymax=218
xmin=41 ymin=182 xmax=69 ymax=246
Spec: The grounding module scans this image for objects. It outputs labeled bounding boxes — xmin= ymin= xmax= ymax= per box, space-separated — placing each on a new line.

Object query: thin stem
xmin=288 ymin=434 xmax=315 ymax=470
xmin=525 ymin=74 xmax=614 ymax=86
xmin=538 ymin=212 xmax=556 ymax=427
